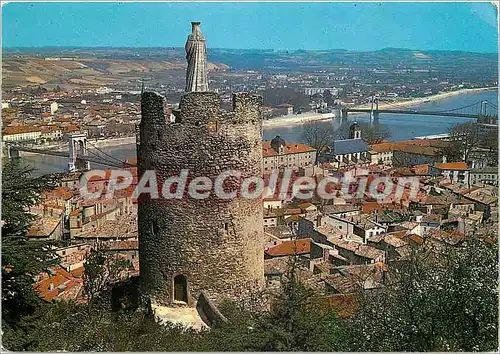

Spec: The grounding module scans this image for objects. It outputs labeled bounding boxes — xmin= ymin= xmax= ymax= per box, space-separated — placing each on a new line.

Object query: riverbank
xmin=16 ymin=87 xmax=493 ymax=152
xmin=363 ymin=86 xmax=497 ymax=111
xmin=263 ymin=86 xmax=497 ymax=128
xmin=88 ymin=136 xmax=136 ymax=148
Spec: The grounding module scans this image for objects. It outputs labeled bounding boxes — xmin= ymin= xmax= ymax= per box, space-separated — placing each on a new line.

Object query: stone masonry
xmin=137 ymin=90 xmax=265 ymax=307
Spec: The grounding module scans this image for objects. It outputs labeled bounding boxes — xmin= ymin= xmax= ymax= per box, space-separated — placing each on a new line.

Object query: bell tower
xmin=349 ymin=122 xmax=362 ymax=140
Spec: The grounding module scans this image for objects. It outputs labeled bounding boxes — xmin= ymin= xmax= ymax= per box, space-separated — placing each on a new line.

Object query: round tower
xmin=137 ymin=91 xmax=265 ymax=307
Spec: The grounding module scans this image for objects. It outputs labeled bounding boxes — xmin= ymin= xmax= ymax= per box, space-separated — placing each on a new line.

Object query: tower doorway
xmin=173 ymin=274 xmax=188 ymax=303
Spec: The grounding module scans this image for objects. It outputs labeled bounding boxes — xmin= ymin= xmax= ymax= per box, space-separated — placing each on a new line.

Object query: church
xmin=322 ymin=122 xmax=371 ymax=168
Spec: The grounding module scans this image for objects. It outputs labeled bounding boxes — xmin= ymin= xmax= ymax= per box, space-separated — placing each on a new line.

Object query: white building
xmin=304 ymin=87 xmax=339 ymax=96
xmin=263 ymin=136 xmax=316 ymax=172
xmin=40 ymin=126 xmax=63 ymax=141
xmin=428 ymin=162 xmax=469 ymax=184
xmin=2 ymin=126 xmax=42 ymax=142
xmin=469 ymin=167 xmax=498 ymax=186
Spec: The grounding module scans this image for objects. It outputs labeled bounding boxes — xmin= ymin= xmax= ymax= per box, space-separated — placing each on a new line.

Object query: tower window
xmin=224 ymin=222 xmax=229 ymax=231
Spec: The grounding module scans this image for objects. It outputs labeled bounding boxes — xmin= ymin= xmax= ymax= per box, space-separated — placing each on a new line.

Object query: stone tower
xmin=137 ymin=24 xmax=264 ymax=308
xmin=185 ymin=22 xmax=208 ymax=92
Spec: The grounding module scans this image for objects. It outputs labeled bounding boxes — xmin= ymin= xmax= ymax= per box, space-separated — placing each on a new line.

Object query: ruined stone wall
xmin=138 ymin=91 xmax=265 ymax=307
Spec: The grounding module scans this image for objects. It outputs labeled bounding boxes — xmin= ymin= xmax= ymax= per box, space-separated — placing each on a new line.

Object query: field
xmin=2 ymin=54 xmax=229 ymax=89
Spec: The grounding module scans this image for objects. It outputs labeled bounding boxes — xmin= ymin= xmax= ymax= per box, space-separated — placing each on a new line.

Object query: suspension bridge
xmin=3 ymin=98 xmax=498 ymax=173
xmin=5 ymin=133 xmax=136 ymax=171
xmin=344 ymin=98 xmax=498 ymax=124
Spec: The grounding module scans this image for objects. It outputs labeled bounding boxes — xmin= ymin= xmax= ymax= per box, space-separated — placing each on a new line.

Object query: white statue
xmin=185 ymin=22 xmax=208 ymax=92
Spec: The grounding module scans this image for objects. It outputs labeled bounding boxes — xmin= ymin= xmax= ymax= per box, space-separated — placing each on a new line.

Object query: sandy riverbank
xmin=87 ymin=136 xmax=136 ymax=148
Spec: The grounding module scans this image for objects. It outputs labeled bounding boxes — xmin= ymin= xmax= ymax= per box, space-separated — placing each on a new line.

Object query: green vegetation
xmin=1 ymin=159 xmax=497 ymax=352
xmin=2 ymin=159 xmax=60 ymax=332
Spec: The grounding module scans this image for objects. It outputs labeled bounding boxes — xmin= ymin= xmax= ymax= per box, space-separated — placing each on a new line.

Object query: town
xmin=2 ymin=2 xmax=498 ymax=352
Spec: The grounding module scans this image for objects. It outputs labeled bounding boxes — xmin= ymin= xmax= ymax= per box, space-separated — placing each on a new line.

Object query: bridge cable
xmin=84 ymin=148 xmax=126 ymax=168
xmin=377 ymin=98 xmax=497 ymax=116
xmin=86 ymin=140 xmax=135 ymax=167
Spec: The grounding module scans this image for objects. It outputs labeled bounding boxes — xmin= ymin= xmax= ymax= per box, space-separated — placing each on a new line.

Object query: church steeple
xmin=349 ymin=122 xmax=362 ymax=139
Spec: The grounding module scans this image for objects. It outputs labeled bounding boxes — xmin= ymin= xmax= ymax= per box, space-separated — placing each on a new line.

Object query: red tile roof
xmin=412 ymin=164 xmax=430 ymax=175
xmin=434 ymin=162 xmax=469 ymax=170
xmin=71 ymin=267 xmax=85 ymax=278
xmin=262 ymin=141 xmax=315 ymax=157
xmin=3 ymin=125 xmax=41 ymax=135
xmin=265 ymin=239 xmax=311 ymax=257
xmin=44 ymin=186 xmax=73 ymax=200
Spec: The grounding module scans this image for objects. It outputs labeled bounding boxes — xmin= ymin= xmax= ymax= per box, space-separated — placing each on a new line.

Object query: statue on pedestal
xmin=185 ymin=22 xmax=208 ymax=92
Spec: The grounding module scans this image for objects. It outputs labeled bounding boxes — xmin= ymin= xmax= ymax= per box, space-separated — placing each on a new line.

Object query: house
xmin=56 ymin=243 xmax=92 ymax=273
xmin=298 ymin=202 xmax=318 ymax=214
xmin=369 ymin=142 xmax=395 ymax=165
xmin=367 ymin=233 xmax=408 ymax=261
xmin=429 ymin=162 xmax=469 ymax=183
xmin=469 ymin=167 xmax=498 ymax=186
xmin=416 ymin=214 xmax=441 ymax=236
xmin=297 ymin=216 xmax=386 ymax=265
xmin=392 ymin=145 xmax=442 ymax=168
xmin=264 ymin=238 xmax=325 ymax=260
xmin=27 ymin=214 xmax=64 ymax=240
xmin=462 ymin=186 xmax=497 ymax=221
xmin=263 ymin=136 xmax=316 ymax=171
xmin=324 ymin=263 xmax=386 ymax=294
xmin=263 ymin=207 xmax=304 ymax=228
xmin=40 ymin=125 xmax=63 ymax=141
xmin=370 ymin=139 xmax=447 ymax=167
xmin=322 ymin=204 xmax=361 ymax=218
xmin=276 ymin=103 xmax=294 ymax=116
xmin=322 ymin=213 xmax=387 ymax=243
xmin=263 ymin=197 xmax=283 ymax=210
xmin=32 ymin=266 xmax=84 ymax=303
xmin=2 ymin=125 xmax=42 ymax=142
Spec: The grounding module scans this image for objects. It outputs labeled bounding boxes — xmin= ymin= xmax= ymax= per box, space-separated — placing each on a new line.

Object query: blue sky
xmin=2 ymin=2 xmax=498 ymax=52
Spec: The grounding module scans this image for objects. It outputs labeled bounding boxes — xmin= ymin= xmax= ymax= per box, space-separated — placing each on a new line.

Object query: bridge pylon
xmin=340 ymin=108 xmax=349 ymax=123
xmin=370 ymin=97 xmax=380 ymax=125
xmin=480 ymin=101 xmax=488 ymax=116
xmin=4 ymin=143 xmax=20 ymax=159
xmin=68 ymin=133 xmax=90 ymax=172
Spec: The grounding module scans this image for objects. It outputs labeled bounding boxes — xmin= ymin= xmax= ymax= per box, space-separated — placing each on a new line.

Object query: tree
xmin=323 ymin=89 xmax=334 ymax=107
xmin=83 ymin=246 xmax=130 ymax=311
xmin=333 ymin=119 xmax=352 ymax=140
xmin=481 ymin=129 xmax=499 ymax=152
xmin=195 ymin=253 xmax=352 ymax=351
xmin=2 ymin=159 xmax=59 ymax=329
xmin=439 ymin=141 xmax=463 ymax=163
xmin=358 ymin=123 xmax=392 ymax=144
xmin=2 ymin=159 xmax=57 ymax=238
xmin=348 ymin=237 xmax=498 ymax=351
xmin=262 ymin=88 xmax=309 ymax=112
xmin=479 ymin=129 xmax=499 ymax=166
xmin=301 ymin=121 xmax=335 ymax=164
xmin=333 ymin=120 xmax=391 ymax=145
xmin=448 ymin=122 xmax=481 ymax=163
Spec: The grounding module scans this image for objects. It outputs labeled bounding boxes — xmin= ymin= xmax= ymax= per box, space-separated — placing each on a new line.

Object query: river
xmin=19 ymin=90 xmax=498 ymax=176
